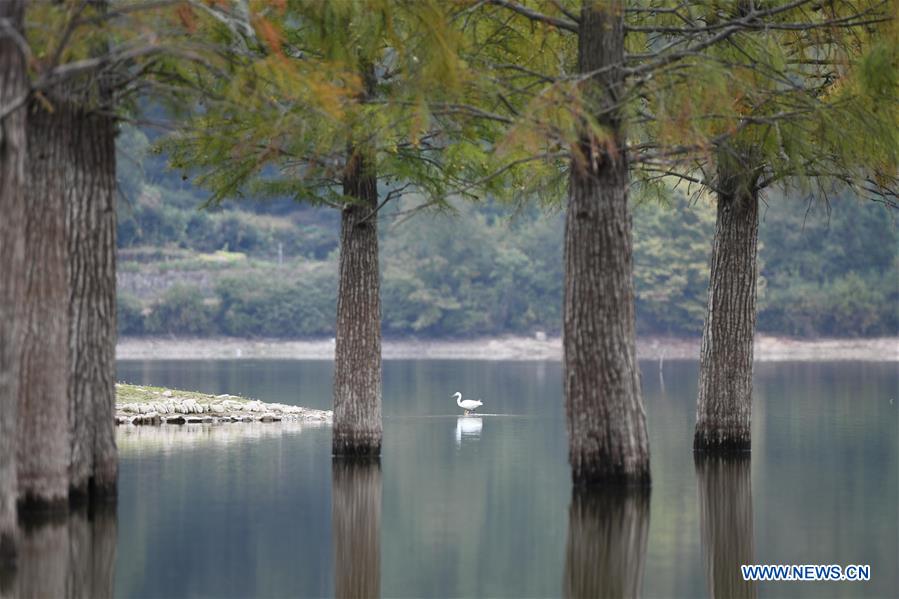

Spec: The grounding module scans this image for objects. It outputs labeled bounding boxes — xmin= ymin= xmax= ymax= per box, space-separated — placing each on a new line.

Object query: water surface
xmin=60 ymin=360 xmax=899 ymax=597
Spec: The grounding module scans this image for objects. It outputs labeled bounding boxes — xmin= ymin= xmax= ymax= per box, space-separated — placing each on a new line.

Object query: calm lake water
xmin=11 ymin=360 xmax=896 ymax=598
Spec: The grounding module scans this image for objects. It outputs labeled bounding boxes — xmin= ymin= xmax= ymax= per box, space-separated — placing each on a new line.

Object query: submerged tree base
xmin=570 ymin=460 xmax=652 ymax=488
xmin=693 ymin=427 xmax=752 ymax=453
xmin=332 ymin=434 xmax=382 ymax=458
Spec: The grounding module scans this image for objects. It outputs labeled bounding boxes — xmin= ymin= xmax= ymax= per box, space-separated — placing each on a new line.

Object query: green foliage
xmin=632 ymin=191 xmax=716 ymax=335
xmin=215 ymin=268 xmax=336 ymax=338
xmin=756 ymin=194 xmax=898 ymax=337
xmin=380 ymin=199 xmax=562 ymax=336
xmin=144 ymin=285 xmax=217 ymax=336
xmin=117 ymin=293 xmax=145 ymax=337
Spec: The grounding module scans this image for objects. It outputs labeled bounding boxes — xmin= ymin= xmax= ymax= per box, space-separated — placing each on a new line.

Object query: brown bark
xmin=67 ymin=108 xmax=118 ymax=502
xmin=694 ymin=159 xmax=759 ymax=452
xmin=563 ymin=0 xmax=650 ymax=485
xmin=332 ymin=458 xmax=381 ymax=599
xmin=332 ymin=149 xmax=382 ymax=456
xmin=563 ymin=487 xmax=650 ymax=598
xmin=695 ymin=455 xmax=756 ymax=598
xmin=0 ymin=0 xmax=28 ymax=560
xmin=17 ymin=101 xmax=72 ymax=512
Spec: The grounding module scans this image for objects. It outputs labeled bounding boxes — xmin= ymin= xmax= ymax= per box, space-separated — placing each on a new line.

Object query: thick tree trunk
xmin=67 ymin=109 xmax=118 ymax=502
xmin=17 ymin=102 xmax=72 ymax=511
xmin=563 ymin=488 xmax=650 ymax=598
xmin=332 ymin=458 xmax=381 ymax=599
xmin=0 ymin=0 xmax=28 ymax=560
xmin=332 ymin=149 xmax=382 ymax=456
xmin=695 ymin=455 xmax=756 ymax=598
xmin=563 ymin=0 xmax=650 ymax=485
xmin=694 ymin=162 xmax=759 ymax=452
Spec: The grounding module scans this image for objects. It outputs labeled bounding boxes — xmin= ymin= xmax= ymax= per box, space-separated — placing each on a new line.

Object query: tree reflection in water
xmin=332 ymin=458 xmax=381 ymax=599
xmin=2 ymin=503 xmax=116 ymax=598
xmin=563 ymin=486 xmax=650 ymax=599
xmin=695 ymin=454 xmax=756 ymax=599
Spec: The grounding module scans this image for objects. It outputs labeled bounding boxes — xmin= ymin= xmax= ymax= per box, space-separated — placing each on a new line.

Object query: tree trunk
xmin=695 ymin=455 xmax=756 ymax=598
xmin=563 ymin=488 xmax=650 ymax=598
xmin=0 ymin=0 xmax=28 ymax=561
xmin=17 ymin=101 xmax=72 ymax=512
xmin=694 ymin=161 xmax=759 ymax=452
xmin=67 ymin=108 xmax=118 ymax=502
xmin=332 ymin=458 xmax=381 ymax=599
xmin=563 ymin=0 xmax=650 ymax=485
xmin=332 ymin=149 xmax=382 ymax=456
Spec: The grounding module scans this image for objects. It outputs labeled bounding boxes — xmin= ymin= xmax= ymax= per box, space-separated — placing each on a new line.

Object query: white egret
xmin=453 ymin=391 xmax=483 ymax=415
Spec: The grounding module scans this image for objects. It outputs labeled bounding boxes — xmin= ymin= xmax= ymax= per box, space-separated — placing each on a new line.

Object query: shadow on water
xmin=332 ymin=458 xmax=381 ymax=599
xmin=695 ymin=454 xmax=756 ymax=599
xmin=0 ymin=503 xmax=116 ymax=599
xmin=563 ymin=487 xmax=651 ymax=599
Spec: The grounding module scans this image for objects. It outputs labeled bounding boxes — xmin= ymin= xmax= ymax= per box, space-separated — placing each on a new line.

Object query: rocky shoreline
xmin=115 ymin=384 xmax=332 ymax=426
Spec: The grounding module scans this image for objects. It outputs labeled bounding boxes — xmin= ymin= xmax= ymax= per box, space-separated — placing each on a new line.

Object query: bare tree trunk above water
xmin=563 ymin=0 xmax=650 ymax=485
xmin=17 ymin=100 xmax=72 ymax=512
xmin=0 ymin=0 xmax=28 ymax=560
xmin=332 ymin=148 xmax=382 ymax=457
xmin=67 ymin=105 xmax=118 ymax=502
xmin=563 ymin=487 xmax=650 ymax=598
xmin=695 ymin=455 xmax=756 ymax=598
xmin=332 ymin=458 xmax=381 ymax=599
xmin=694 ymin=157 xmax=759 ymax=452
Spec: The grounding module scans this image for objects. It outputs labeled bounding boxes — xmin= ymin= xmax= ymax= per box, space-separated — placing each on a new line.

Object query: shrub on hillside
xmin=117 ymin=293 xmax=146 ymax=336
xmin=215 ymin=268 xmax=337 ymax=337
xmin=145 ymin=285 xmax=217 ymax=335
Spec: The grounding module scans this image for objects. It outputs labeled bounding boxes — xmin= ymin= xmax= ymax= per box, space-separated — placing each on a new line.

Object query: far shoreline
xmin=116 ymin=335 xmax=899 ymax=362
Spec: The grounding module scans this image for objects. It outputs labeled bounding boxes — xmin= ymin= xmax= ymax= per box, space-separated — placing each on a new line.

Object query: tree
xmin=16 ymin=94 xmax=72 ymax=511
xmin=163 ymin=0 xmax=497 ymax=456
xmin=0 ymin=0 xmax=28 ymax=558
xmin=632 ymin=2 xmax=899 ymax=451
xmin=65 ymin=67 xmax=119 ymax=501
xmin=473 ymin=1 xmax=897 ymax=464
xmin=14 ymin=0 xmax=128 ymax=507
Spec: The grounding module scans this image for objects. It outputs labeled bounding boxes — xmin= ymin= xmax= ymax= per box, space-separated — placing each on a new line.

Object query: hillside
xmin=116 ymin=126 xmax=898 ymax=339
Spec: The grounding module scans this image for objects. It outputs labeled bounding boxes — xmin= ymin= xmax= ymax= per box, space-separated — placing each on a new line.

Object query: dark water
xmin=13 ymin=360 xmax=896 ymax=598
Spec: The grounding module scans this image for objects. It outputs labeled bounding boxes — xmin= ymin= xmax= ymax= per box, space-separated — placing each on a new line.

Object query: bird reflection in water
xmin=332 ymin=458 xmax=381 ymax=599
xmin=454 ymin=416 xmax=483 ymax=447
xmin=695 ymin=454 xmax=756 ymax=599
xmin=0 ymin=503 xmax=116 ymax=599
xmin=563 ymin=486 xmax=650 ymax=599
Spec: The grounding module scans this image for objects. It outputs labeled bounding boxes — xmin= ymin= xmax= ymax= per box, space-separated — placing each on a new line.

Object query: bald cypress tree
xmin=641 ymin=3 xmax=899 ymax=452
xmin=0 ymin=0 xmax=28 ymax=556
xmin=472 ymin=1 xmax=897 ymax=465
xmin=164 ymin=1 xmax=501 ymax=456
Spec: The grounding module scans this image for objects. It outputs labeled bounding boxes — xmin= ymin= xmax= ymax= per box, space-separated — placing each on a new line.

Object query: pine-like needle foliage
xmin=159 ymin=0 xmax=516 ymax=212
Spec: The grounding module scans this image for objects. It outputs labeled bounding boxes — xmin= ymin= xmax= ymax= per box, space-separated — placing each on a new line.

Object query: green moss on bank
xmin=115 ymin=383 xmax=250 ymax=406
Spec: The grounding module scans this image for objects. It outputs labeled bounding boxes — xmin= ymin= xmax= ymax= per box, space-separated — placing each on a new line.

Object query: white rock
xmin=162 ymin=390 xmax=173 ymax=397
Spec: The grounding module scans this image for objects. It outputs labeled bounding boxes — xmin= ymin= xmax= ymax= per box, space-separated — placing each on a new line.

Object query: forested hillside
xmin=117 ymin=126 xmax=897 ymax=339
